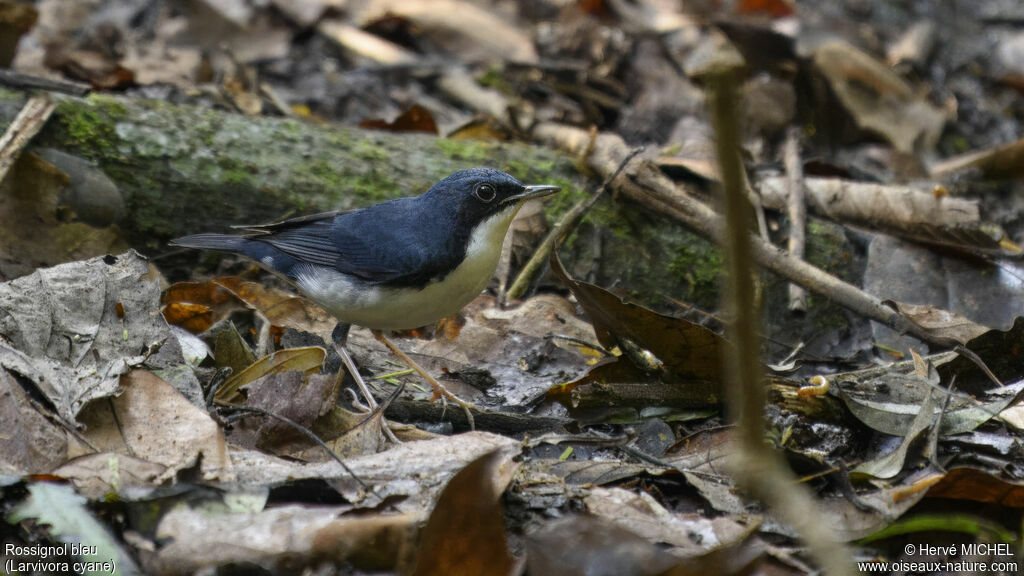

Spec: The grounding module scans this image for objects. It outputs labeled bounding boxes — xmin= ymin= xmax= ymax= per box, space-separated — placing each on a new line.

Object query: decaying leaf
xmin=52 ymin=452 xmax=167 ymax=500
xmin=834 ymin=355 xmax=1024 ymax=437
xmin=360 ymin=104 xmax=439 ymax=134
xmin=526 ymin=457 xmax=651 ymax=487
xmin=812 ymin=40 xmax=946 ymax=152
xmin=925 ymin=467 xmax=1024 ymax=507
xmin=213 ymin=321 xmax=256 ymax=375
xmin=243 ymin=370 xmax=341 ymax=454
xmin=312 ymin=513 xmax=419 ymax=571
xmin=547 ymin=251 xmax=725 ymax=410
xmin=215 ymin=346 xmax=326 ymax=404
xmin=0 ymin=367 xmax=67 ymax=475
xmin=161 ymin=280 xmax=247 ymax=333
xmin=150 ymin=501 xmax=349 ymax=575
xmin=301 ymin=403 xmax=384 ymax=460
xmin=44 ymin=46 xmax=136 ymax=90
xmin=228 ymin=431 xmax=520 ymax=511
xmin=75 ymin=369 xmax=232 ymax=482
xmin=394 ymin=293 xmax=596 ymax=408
xmin=447 ymin=117 xmax=511 ymax=141
xmin=352 ymin=0 xmax=539 ymax=63
xmin=0 ymin=251 xmax=166 ymax=422
xmin=162 ymin=276 xmax=334 ymax=338
xmin=885 ymin=301 xmax=990 ymax=345
xmin=737 ymin=0 xmax=795 ymax=18
xmin=816 ymin=468 xmax=943 ymax=541
xmin=316 ymin=19 xmax=419 ymax=65
xmin=852 ymin=355 xmax=940 ymax=479
xmin=584 ymin=487 xmax=758 ymax=558
xmin=526 ymin=515 xmax=681 ymax=576
xmin=411 ymin=449 xmax=519 ymax=576
xmin=939 ymin=316 xmax=1024 ymax=392
xmin=930 ymin=136 xmax=1024 ymax=179
xmin=0 ymin=1 xmax=37 ymax=67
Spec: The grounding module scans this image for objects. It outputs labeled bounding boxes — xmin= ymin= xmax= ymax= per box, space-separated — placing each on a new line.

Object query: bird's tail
xmin=169 ymin=233 xmax=249 ymax=253
xmin=171 ymin=233 xmax=300 ymax=278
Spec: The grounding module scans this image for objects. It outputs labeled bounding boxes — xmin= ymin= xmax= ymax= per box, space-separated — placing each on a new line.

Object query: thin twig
xmin=783 ymin=127 xmax=808 ymax=312
xmin=709 ymin=70 xmax=854 ymax=576
xmin=219 ymin=404 xmax=377 ymax=497
xmin=546 ymin=334 xmax=612 ymax=357
xmin=205 ymin=367 xmax=233 ymax=407
xmin=0 ymin=69 xmax=90 ymax=96
xmin=505 ymin=147 xmax=642 ymax=302
xmin=0 ymin=94 xmax=57 ymax=184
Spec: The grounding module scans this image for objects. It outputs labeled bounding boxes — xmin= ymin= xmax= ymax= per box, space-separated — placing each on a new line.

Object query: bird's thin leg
xmin=332 ymin=323 xmax=400 ymax=444
xmin=371 ymin=330 xmax=476 ymax=431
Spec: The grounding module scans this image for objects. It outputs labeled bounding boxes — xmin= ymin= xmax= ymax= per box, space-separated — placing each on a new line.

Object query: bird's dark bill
xmin=503 ymin=184 xmax=560 ymax=204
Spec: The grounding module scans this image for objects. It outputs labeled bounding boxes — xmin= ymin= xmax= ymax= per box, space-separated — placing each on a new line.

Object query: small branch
xmin=756 ymin=176 xmax=980 ymax=229
xmin=0 ymin=69 xmax=91 ymax=96
xmin=439 ymin=62 xmax=996 ymax=385
xmin=710 ymin=70 xmax=854 ymax=576
xmin=0 ymin=94 xmax=57 ymax=184
xmin=317 ymin=20 xmax=419 ymax=65
xmin=783 ymin=128 xmax=808 ymax=312
xmin=220 ymin=404 xmax=377 ymax=497
xmin=527 ymin=120 xmax=988 ymax=362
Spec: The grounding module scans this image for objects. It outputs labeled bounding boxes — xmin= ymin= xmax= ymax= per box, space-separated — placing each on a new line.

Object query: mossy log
xmin=0 ymin=88 xmax=865 ymax=349
xmin=0 ymin=89 xmax=587 ymax=250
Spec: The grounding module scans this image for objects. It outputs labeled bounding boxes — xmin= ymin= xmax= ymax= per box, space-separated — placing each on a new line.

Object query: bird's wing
xmin=231 ymin=209 xmax=350 ymax=234
xmin=328 ymin=231 xmax=437 ymax=285
xmin=242 ymin=205 xmax=442 ymax=285
xmin=263 ymin=219 xmax=343 ymax=268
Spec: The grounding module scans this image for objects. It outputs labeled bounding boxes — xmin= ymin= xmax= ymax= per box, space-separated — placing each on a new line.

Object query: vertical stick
xmin=0 ymin=94 xmax=56 ymax=185
xmin=784 ymin=127 xmax=808 ymax=312
xmin=709 ymin=70 xmax=853 ymax=576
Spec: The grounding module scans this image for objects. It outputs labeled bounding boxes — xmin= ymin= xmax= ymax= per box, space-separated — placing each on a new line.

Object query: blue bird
xmin=171 ymin=167 xmax=560 ymax=424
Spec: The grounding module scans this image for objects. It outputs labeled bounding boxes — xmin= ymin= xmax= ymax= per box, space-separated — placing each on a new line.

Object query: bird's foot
xmin=372 ymin=330 xmax=476 ymax=431
xmin=332 ymin=323 xmax=401 ymax=443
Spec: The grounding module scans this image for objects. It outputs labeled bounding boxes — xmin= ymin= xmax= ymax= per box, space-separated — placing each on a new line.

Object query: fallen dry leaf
xmin=584 ymin=487 xmax=758 ymax=557
xmin=930 ymin=136 xmax=1024 ymax=180
xmin=547 ymin=251 xmax=724 ymax=408
xmin=411 ymin=449 xmax=519 ymax=576
xmin=353 ymin=0 xmax=539 ymax=63
xmin=52 ymin=452 xmax=167 ymax=500
xmin=244 ymin=370 xmax=340 ymax=454
xmin=0 ymin=367 xmax=67 ymax=475
xmin=360 ymin=104 xmax=439 ymax=134
xmin=150 ymin=502 xmax=348 ymax=575
xmin=526 ymin=515 xmax=681 ymax=576
xmin=216 ymin=346 xmax=326 ymax=404
xmin=163 ymin=276 xmax=335 ymax=339
xmin=0 ymin=251 xmax=166 ymax=422
xmin=812 ymin=40 xmax=946 ymax=153
xmin=76 ymin=369 xmax=232 ymax=482
xmin=925 ymin=467 xmax=1024 ymax=507
xmin=228 ymin=431 xmax=520 ymax=511
xmin=885 ymin=301 xmax=990 ymax=345
xmin=312 ymin=513 xmax=419 ymax=571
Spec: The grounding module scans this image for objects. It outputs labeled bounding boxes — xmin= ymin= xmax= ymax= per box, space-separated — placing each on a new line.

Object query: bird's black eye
xmin=474 ymin=183 xmax=496 ymax=202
